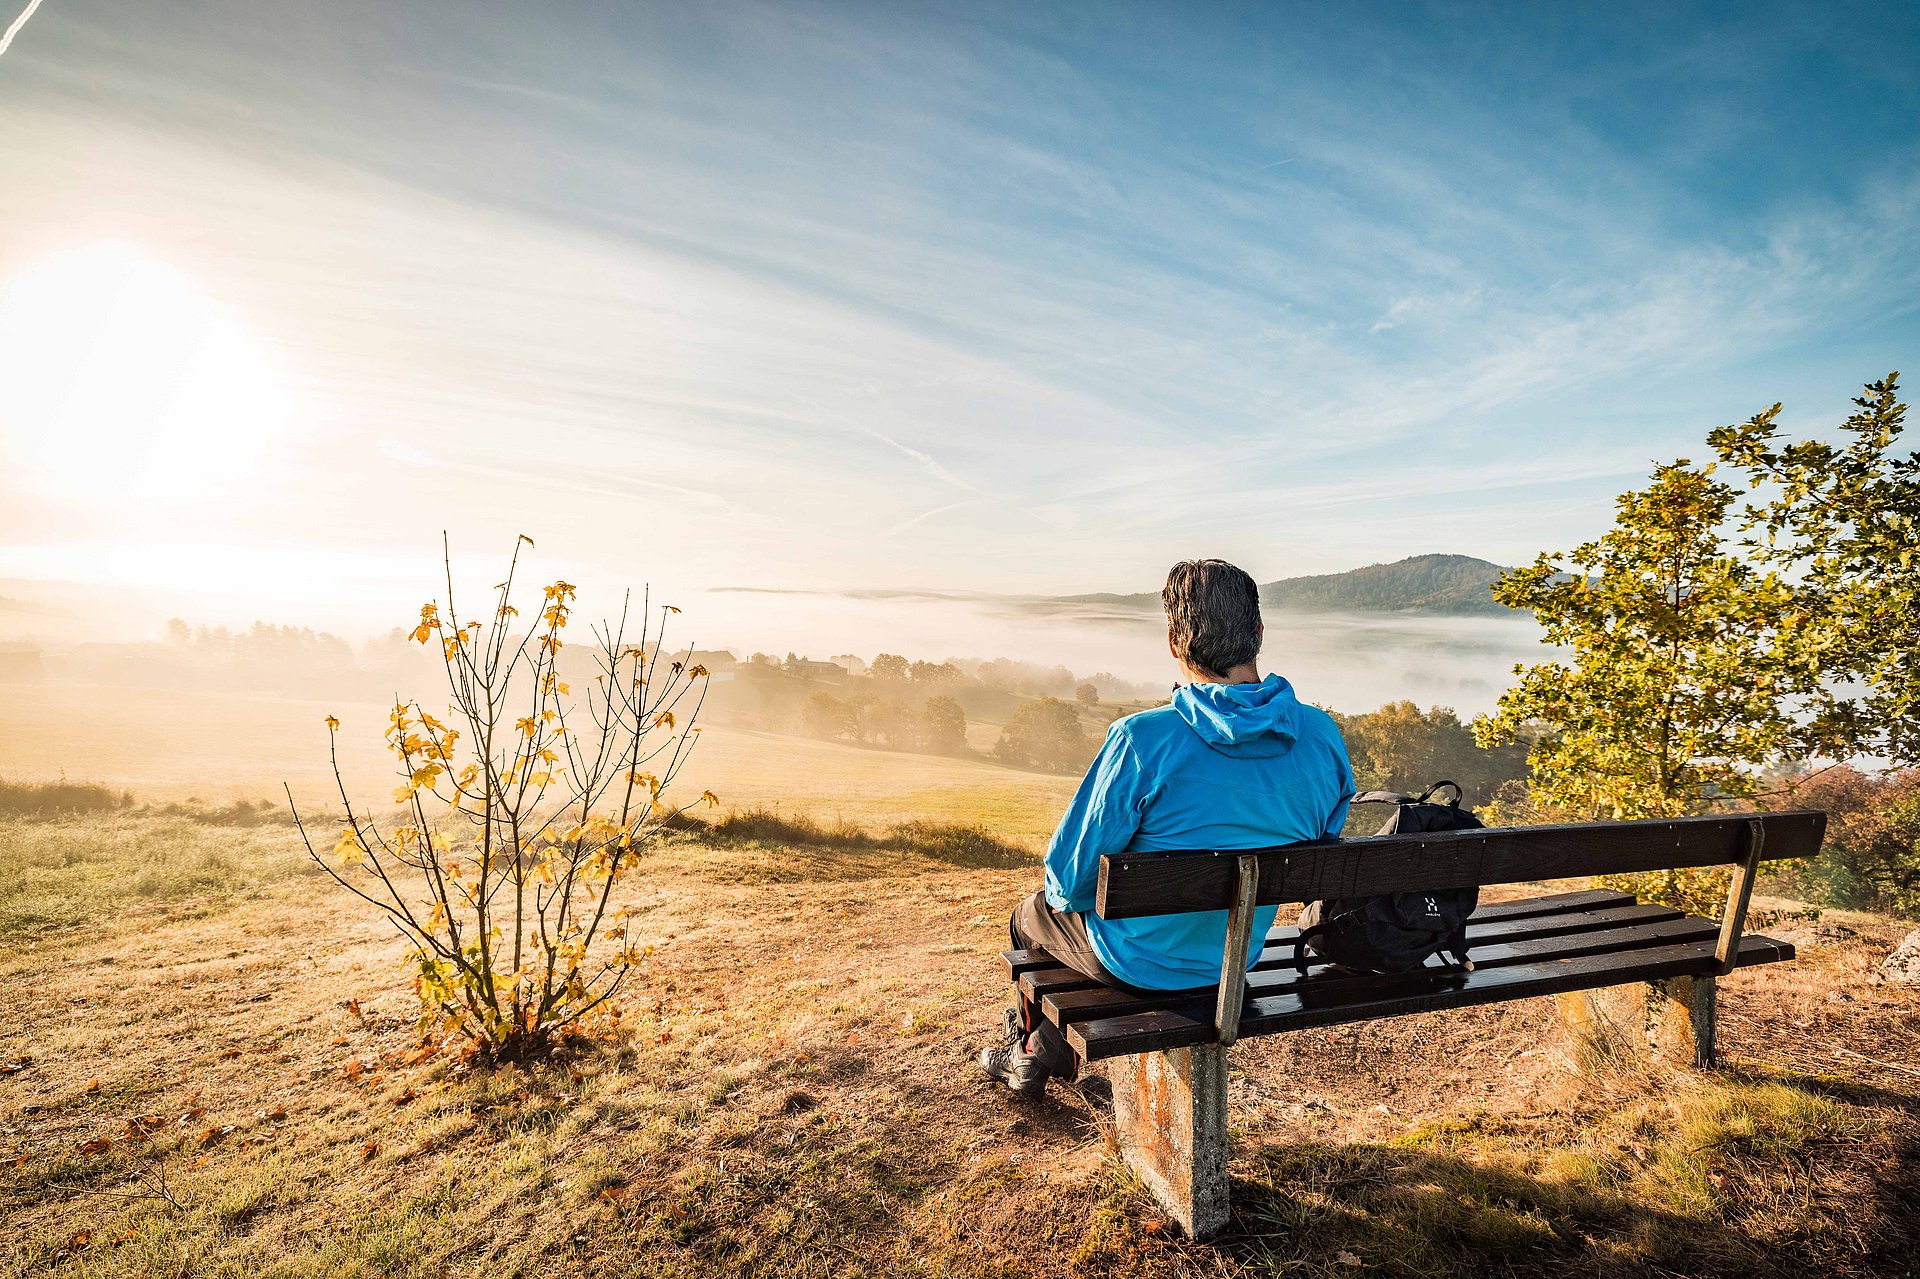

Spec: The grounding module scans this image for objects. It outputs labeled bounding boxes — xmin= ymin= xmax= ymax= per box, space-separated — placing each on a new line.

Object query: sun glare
xmin=0 ymin=243 xmax=290 ymax=503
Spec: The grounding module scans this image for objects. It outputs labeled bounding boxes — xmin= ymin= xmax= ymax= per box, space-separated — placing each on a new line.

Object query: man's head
xmin=1162 ymin=559 xmax=1264 ymax=683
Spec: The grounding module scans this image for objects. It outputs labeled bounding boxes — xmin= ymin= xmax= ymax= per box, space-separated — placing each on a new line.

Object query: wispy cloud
xmin=0 ymin=0 xmax=47 ymax=57
xmin=1 ymin=0 xmax=1916 ymax=604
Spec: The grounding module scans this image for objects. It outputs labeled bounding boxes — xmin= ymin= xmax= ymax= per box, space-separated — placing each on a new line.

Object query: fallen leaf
xmin=1336 ymin=1251 xmax=1363 ymax=1267
xmin=84 ymin=1078 xmax=101 ymax=1094
xmin=394 ymin=1088 xmax=418 ymax=1107
xmin=0 ymin=1058 xmax=31 ymax=1075
xmin=67 ymin=1229 xmax=91 ymax=1251
xmin=266 ymin=1105 xmax=288 ymax=1122
xmin=361 ymin=1140 xmax=379 ymax=1161
xmin=77 ymin=1139 xmax=112 ymax=1155
xmin=346 ymin=998 xmax=363 ymax=1020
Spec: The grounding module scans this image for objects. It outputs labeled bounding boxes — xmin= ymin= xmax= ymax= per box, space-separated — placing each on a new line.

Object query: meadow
xmin=1 ymin=684 xmax=1917 ymax=1277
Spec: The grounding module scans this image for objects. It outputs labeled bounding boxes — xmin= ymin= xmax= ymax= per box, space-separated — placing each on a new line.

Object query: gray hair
xmin=1162 ymin=559 xmax=1263 ymax=678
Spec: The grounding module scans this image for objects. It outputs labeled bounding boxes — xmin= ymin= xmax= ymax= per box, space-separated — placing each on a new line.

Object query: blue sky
xmin=0 ymin=0 xmax=1916 ymax=630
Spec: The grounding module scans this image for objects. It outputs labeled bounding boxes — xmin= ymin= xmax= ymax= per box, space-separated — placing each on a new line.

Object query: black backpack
xmin=1294 ymin=781 xmax=1481 ymax=977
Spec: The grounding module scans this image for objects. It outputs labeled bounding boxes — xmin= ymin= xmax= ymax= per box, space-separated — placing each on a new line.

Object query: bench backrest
xmin=1093 ymin=809 xmax=1827 ymax=1048
xmin=1095 ymin=810 xmax=1826 ymax=920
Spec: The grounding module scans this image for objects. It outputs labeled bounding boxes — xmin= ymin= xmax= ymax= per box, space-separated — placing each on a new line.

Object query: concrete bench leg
xmin=1109 ymin=1045 xmax=1230 ymax=1238
xmin=1556 ymin=975 xmax=1717 ymax=1069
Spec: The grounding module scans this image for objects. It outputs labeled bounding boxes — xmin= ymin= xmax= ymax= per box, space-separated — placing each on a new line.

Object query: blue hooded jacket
xmin=1042 ymin=674 xmax=1354 ymax=990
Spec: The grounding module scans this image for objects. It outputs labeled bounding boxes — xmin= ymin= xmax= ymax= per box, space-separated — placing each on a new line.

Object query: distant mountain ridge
xmin=1056 ymin=554 xmax=1516 ymax=617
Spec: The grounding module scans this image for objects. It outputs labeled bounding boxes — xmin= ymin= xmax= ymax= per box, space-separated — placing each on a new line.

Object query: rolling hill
xmin=1054 ymin=554 xmax=1515 ymax=616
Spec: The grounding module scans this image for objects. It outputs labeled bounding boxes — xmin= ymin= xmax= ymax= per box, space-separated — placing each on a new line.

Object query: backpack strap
xmin=1352 ymin=790 xmax=1420 ymax=806
xmin=1293 ymin=924 xmax=1323 ymax=975
xmin=1417 ymin=780 xmax=1464 ymax=806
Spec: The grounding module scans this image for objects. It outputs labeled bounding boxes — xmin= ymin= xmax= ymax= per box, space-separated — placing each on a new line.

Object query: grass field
xmin=0 ymin=682 xmax=1080 ymax=843
xmin=2 ymin=683 xmax=1918 ymax=1276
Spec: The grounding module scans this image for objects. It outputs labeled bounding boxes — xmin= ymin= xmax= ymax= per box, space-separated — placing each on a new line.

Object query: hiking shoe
xmin=1000 ymin=1005 xmax=1023 ymax=1044
xmin=979 ymin=1038 xmax=1050 ymax=1097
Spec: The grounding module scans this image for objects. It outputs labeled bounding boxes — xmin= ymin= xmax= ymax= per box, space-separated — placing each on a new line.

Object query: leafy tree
xmin=799 ymin=690 xmax=850 ymax=740
xmin=291 ymin=540 xmax=714 ymax=1062
xmin=870 ymin=652 xmax=910 ymax=681
xmin=1075 ymin=681 xmax=1099 ymax=705
xmin=918 ymin=695 xmax=968 ymax=754
xmin=1475 ymin=461 xmax=1818 ymax=826
xmin=909 ymin=659 xmax=961 ymax=684
xmin=1338 ymin=701 xmax=1526 ymax=808
xmin=993 ymin=697 xmax=1094 ymax=772
xmin=861 ymin=697 xmax=917 ymax=748
xmin=1710 ymin=374 xmax=1920 ymax=766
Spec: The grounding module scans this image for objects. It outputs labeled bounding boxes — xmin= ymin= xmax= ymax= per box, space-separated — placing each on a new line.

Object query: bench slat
xmin=1095 ymin=810 xmax=1825 ymax=920
xmin=998 ymin=888 xmax=1634 ymax=978
xmin=1042 ymin=914 xmax=1721 ymax=1026
xmin=1018 ymin=901 xmax=1682 ymax=1001
xmin=1066 ymin=933 xmax=1794 ymax=1060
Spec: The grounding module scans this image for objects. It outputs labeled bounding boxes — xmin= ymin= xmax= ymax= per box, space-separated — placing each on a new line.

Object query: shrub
xmin=290 ymin=539 xmax=715 ymax=1062
xmin=0 ymin=777 xmax=131 ymax=818
xmin=1779 ymin=766 xmax=1920 ymax=918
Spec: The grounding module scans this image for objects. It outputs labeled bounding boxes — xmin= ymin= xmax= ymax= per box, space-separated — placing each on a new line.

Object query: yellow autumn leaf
xmin=324 ymin=714 xmax=340 ymax=731
xmin=700 ymin=790 xmax=720 ymax=810
xmin=654 ymin=711 xmax=675 ymax=730
xmin=333 ymin=826 xmax=365 ymax=866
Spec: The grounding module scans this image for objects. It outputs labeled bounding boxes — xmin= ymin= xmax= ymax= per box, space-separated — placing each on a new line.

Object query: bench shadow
xmin=1213 ymin=1121 xmax=1909 ymax=1279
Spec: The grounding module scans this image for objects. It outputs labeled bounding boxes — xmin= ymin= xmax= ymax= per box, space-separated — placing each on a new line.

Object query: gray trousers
xmin=1009 ymin=890 xmax=1123 ymax=988
xmin=1006 ymin=892 xmax=1146 ymax=1076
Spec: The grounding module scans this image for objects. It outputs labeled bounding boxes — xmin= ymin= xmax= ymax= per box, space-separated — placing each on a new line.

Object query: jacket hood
xmin=1171 ymin=673 xmax=1301 ymax=758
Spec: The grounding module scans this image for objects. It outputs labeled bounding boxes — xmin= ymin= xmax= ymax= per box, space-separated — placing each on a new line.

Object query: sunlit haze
xmin=2 ymin=1 xmax=1918 ymax=692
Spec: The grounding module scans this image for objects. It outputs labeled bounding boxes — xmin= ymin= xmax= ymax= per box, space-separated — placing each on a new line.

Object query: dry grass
xmin=2 ymin=806 xmax=1916 ymax=1278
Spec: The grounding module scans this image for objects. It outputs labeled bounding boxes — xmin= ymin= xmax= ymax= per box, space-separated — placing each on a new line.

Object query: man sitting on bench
xmin=980 ymin=558 xmax=1356 ymax=1096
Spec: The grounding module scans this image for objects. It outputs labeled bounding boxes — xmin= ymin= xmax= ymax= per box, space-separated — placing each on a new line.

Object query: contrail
xmin=0 ymin=0 xmax=48 ymax=57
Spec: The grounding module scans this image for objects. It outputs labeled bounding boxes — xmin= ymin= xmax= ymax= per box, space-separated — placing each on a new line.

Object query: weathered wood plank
xmin=1019 ymin=901 xmax=1684 ymax=1001
xmin=1095 ymin=810 xmax=1826 ymax=920
xmin=1067 ymin=934 xmax=1796 ymax=1060
xmin=1043 ymin=915 xmax=1722 ymax=1026
xmin=998 ymin=889 xmax=1635 ymax=976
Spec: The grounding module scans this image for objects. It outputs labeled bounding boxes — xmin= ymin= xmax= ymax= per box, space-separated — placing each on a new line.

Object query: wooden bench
xmin=998 ymin=810 xmax=1826 ymax=1238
